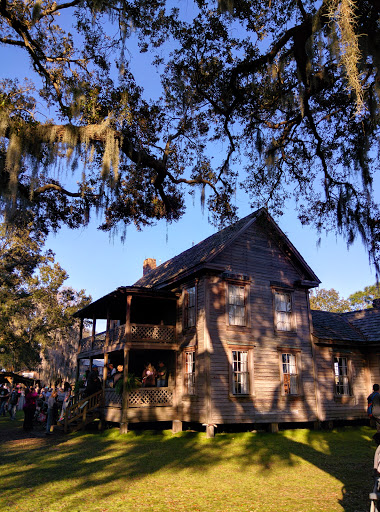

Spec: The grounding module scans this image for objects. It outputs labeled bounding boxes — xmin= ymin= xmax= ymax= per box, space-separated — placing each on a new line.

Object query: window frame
xmin=183 ymin=349 xmax=196 ymax=396
xmin=272 ymin=288 xmax=296 ymax=333
xmin=278 ymin=348 xmax=302 ymax=397
xmin=183 ymin=284 xmax=196 ymax=330
xmin=333 ymin=355 xmax=352 ymax=397
xmin=226 ymin=282 xmax=250 ymax=328
xmin=229 ymin=347 xmax=254 ymax=397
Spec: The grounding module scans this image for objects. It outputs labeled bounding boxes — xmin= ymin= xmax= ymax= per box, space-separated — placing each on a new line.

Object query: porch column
xmin=120 ymin=295 xmax=132 ymax=434
xmin=103 ymin=309 xmax=111 ymax=393
xmin=120 ymin=347 xmax=129 ymax=434
xmin=91 ymin=315 xmax=96 ymax=350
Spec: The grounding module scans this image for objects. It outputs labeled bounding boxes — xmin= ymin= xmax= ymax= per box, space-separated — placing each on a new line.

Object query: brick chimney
xmin=143 ymin=258 xmax=156 ymax=276
xmin=373 ymin=298 xmax=380 ymax=309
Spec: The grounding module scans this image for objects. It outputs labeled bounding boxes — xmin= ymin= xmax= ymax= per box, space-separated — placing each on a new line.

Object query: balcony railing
xmin=79 ymin=323 xmax=176 ymax=352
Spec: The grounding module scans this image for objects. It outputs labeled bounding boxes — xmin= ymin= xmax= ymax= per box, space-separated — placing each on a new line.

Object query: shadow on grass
xmin=0 ymin=415 xmax=376 ymax=512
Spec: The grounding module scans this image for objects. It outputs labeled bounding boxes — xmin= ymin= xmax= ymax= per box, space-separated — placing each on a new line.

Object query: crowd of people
xmin=0 ymin=381 xmax=72 ymax=435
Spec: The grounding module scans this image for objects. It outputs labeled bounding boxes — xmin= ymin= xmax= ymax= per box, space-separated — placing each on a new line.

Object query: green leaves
xmin=0 ymin=219 xmax=91 ymax=371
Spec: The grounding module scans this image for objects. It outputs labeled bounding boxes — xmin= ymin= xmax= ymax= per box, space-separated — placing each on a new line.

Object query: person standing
xmin=156 ymin=361 xmax=167 ymax=387
xmin=8 ymin=387 xmax=19 ymax=420
xmin=0 ymin=384 xmax=10 ymax=416
xmin=23 ymin=387 xmax=38 ymax=431
xmin=369 ymin=384 xmax=380 ymax=441
xmin=46 ymin=390 xmax=58 ymax=435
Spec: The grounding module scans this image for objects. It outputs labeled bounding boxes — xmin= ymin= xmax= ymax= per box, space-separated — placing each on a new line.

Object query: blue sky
xmin=1 ymin=10 xmax=377 ymax=305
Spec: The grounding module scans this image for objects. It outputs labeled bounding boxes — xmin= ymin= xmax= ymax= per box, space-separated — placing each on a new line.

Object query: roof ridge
xmin=134 ymin=209 xmax=263 ymax=287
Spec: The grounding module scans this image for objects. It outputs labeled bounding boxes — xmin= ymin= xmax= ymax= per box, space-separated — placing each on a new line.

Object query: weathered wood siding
xmin=177 ymin=220 xmax=320 ymax=425
xmin=313 ymin=345 xmax=369 ymax=421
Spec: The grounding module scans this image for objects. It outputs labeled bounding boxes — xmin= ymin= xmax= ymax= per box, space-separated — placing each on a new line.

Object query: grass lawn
xmin=0 ymin=413 xmax=376 ymax=512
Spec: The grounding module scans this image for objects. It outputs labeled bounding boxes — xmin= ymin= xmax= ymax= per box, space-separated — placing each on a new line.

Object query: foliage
xmin=310 ymin=283 xmax=380 ymax=311
xmin=2 ymin=1 xmax=380 ymax=270
xmin=115 ymin=373 xmax=141 ymax=394
xmin=0 ymin=216 xmax=91 ymax=371
xmin=348 ymin=283 xmax=380 ymax=310
xmin=310 ymin=288 xmax=351 ymax=312
xmin=0 ymin=421 xmax=374 ymax=512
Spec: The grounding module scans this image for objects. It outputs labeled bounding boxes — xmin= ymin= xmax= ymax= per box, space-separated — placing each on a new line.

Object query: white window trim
xmin=333 ymin=355 xmax=352 ymax=397
xmin=226 ymin=282 xmax=250 ymax=328
xmin=279 ymin=349 xmax=302 ymax=396
xmin=228 ymin=347 xmax=254 ymax=397
xmin=272 ymin=288 xmax=296 ymax=333
xmin=184 ymin=349 xmax=196 ymax=396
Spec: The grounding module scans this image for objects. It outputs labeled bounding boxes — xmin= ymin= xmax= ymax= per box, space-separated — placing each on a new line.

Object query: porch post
xmin=103 ymin=309 xmax=111 ymax=392
xmin=91 ymin=315 xmax=96 ymax=350
xmin=120 ymin=294 xmax=132 ymax=434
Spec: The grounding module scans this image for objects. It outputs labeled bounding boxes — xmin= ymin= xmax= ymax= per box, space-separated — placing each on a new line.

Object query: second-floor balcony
xmin=79 ymin=322 xmax=177 ymax=353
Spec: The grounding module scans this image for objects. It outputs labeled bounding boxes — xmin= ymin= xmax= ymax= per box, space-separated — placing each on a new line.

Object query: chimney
xmin=143 ymin=258 xmax=156 ymax=276
xmin=373 ymin=298 xmax=380 ymax=309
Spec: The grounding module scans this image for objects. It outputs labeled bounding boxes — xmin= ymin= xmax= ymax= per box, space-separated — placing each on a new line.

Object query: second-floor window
xmin=274 ymin=291 xmax=293 ymax=331
xmin=334 ymin=356 xmax=350 ymax=396
xmin=281 ymin=353 xmax=298 ymax=395
xmin=228 ymin=284 xmax=246 ymax=326
xmin=232 ymin=350 xmax=249 ymax=395
xmin=184 ymin=286 xmax=196 ymax=328
xmin=184 ymin=351 xmax=196 ymax=395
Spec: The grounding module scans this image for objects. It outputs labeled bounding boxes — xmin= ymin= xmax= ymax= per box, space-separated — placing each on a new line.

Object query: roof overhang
xmin=74 ymin=286 xmax=178 ymax=319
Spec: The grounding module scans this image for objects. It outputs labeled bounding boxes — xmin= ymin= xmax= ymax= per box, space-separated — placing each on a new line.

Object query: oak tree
xmin=1 ymin=1 xmax=380 ymax=269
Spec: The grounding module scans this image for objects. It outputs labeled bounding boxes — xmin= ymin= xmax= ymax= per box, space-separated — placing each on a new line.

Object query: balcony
xmin=79 ymin=323 xmax=176 ymax=353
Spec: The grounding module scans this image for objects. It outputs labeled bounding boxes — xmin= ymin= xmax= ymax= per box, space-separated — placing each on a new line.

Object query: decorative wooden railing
xmin=79 ymin=323 xmax=176 ymax=352
xmin=62 ymin=389 xmax=103 ymax=433
xmin=128 ymin=387 xmax=174 ymax=408
xmin=104 ymin=389 xmax=123 ymax=408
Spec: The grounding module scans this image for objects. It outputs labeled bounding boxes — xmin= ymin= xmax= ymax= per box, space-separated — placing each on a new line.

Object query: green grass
xmin=0 ymin=414 xmax=376 ymax=512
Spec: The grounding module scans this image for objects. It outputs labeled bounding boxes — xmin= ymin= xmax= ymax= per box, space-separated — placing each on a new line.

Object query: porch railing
xmin=79 ymin=323 xmax=176 ymax=352
xmin=127 ymin=387 xmax=174 ymax=408
xmin=103 ymin=387 xmax=174 ymax=408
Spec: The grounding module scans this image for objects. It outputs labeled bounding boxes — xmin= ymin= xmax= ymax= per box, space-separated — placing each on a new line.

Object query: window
xmin=184 ymin=351 xmax=196 ymax=395
xmin=232 ymin=350 xmax=249 ymax=395
xmin=274 ymin=291 xmax=293 ymax=331
xmin=281 ymin=353 xmax=298 ymax=395
xmin=334 ymin=356 xmax=350 ymax=395
xmin=228 ymin=284 xmax=246 ymax=326
xmin=184 ymin=286 xmax=196 ymax=328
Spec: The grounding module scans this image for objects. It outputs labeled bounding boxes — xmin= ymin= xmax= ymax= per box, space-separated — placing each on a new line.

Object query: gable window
xmin=228 ymin=284 xmax=246 ymax=326
xmin=274 ymin=291 xmax=293 ymax=331
xmin=281 ymin=353 xmax=298 ymax=395
xmin=232 ymin=350 xmax=249 ymax=395
xmin=184 ymin=351 xmax=195 ymax=395
xmin=184 ymin=286 xmax=196 ymax=328
xmin=334 ymin=356 xmax=350 ymax=396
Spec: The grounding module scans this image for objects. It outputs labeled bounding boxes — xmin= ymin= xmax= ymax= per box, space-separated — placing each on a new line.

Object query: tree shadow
xmin=0 ymin=417 xmax=375 ymax=512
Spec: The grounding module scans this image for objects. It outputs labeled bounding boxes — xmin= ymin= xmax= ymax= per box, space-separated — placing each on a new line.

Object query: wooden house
xmin=73 ymin=208 xmax=380 ymax=435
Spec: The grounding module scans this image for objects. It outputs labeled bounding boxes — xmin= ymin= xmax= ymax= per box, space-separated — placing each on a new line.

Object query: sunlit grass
xmin=0 ymin=414 xmax=375 ymax=512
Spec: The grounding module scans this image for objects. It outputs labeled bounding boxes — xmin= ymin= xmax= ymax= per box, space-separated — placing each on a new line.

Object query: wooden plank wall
xmin=313 ymin=345 xmax=369 ymax=421
xmin=178 ymin=220 xmax=320 ymax=425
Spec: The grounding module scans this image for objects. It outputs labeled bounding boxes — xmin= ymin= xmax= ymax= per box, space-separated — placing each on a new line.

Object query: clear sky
xmin=1 ymin=10 xmax=377 ymax=306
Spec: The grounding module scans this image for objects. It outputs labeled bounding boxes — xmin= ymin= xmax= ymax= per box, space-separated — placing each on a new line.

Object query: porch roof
xmin=73 ymin=286 xmax=178 ymax=319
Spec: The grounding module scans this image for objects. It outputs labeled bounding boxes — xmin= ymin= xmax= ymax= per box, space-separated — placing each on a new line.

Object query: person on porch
xmin=156 ymin=361 xmax=167 ymax=387
xmin=142 ymin=363 xmax=156 ymax=387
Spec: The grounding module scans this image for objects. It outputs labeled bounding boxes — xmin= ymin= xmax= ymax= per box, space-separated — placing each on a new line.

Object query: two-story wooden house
xmin=74 ymin=208 xmax=380 ymax=435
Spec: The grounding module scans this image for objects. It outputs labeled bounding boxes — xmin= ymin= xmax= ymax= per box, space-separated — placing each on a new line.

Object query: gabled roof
xmin=311 ymin=310 xmax=367 ymax=343
xmin=134 ymin=208 xmax=320 ymax=289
